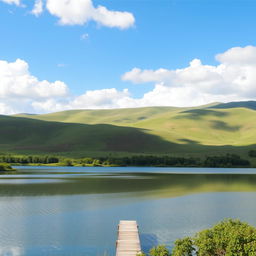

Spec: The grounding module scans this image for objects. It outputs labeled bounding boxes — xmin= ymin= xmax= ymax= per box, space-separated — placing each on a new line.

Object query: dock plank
xmin=116 ymin=220 xmax=141 ymax=256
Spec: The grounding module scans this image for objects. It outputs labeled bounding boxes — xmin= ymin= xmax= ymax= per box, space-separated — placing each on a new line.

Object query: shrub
xmin=149 ymin=245 xmax=170 ymax=256
xmin=171 ymin=219 xmax=256 ymax=256
xmin=172 ymin=237 xmax=194 ymax=256
xmin=0 ymin=163 xmax=15 ymax=171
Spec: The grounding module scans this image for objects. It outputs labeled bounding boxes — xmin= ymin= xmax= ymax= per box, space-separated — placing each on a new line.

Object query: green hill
xmin=2 ymin=101 xmax=256 ymax=158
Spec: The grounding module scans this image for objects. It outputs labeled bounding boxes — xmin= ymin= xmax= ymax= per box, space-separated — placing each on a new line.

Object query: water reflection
xmin=0 ymin=167 xmax=256 ymax=256
xmin=1 ymin=169 xmax=256 ymax=198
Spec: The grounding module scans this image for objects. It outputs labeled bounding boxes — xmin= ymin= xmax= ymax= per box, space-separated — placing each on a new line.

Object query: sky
xmin=1 ymin=0 xmax=256 ymax=114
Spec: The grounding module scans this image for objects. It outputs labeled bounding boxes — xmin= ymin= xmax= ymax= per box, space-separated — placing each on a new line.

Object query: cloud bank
xmin=1 ymin=46 xmax=256 ymax=114
xmin=1 ymin=0 xmax=135 ymax=29
xmin=122 ymin=46 xmax=256 ymax=106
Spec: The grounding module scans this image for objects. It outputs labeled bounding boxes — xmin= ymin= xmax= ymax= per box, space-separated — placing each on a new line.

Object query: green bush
xmin=149 ymin=245 xmax=170 ymax=256
xmin=172 ymin=237 xmax=194 ymax=256
xmin=172 ymin=219 xmax=256 ymax=256
xmin=61 ymin=159 xmax=73 ymax=166
xmin=0 ymin=163 xmax=15 ymax=172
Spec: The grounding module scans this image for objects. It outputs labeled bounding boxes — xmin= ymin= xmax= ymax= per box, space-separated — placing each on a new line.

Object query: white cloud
xmin=0 ymin=59 xmax=69 ymax=99
xmin=216 ymin=45 xmax=256 ymax=65
xmin=1 ymin=0 xmax=135 ymax=29
xmin=0 ymin=0 xmax=20 ymax=5
xmin=46 ymin=0 xmax=92 ymax=25
xmin=122 ymin=45 xmax=256 ymax=106
xmin=1 ymin=46 xmax=256 ymax=115
xmin=71 ymin=88 xmax=131 ymax=109
xmin=31 ymin=0 xmax=43 ymax=17
xmin=92 ymin=5 xmax=135 ymax=29
xmin=46 ymin=0 xmax=135 ymax=29
xmin=0 ymin=59 xmax=69 ymax=114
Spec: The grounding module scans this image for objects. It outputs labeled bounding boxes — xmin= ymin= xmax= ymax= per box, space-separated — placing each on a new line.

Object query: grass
xmin=3 ymin=101 xmax=256 ymax=160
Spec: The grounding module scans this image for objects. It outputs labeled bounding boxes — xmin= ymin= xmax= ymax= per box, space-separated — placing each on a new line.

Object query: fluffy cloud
xmin=122 ymin=45 xmax=256 ymax=106
xmin=2 ymin=0 xmax=135 ymax=29
xmin=0 ymin=0 xmax=20 ymax=5
xmin=46 ymin=0 xmax=135 ymax=29
xmin=0 ymin=59 xmax=68 ymax=99
xmin=216 ymin=46 xmax=256 ymax=65
xmin=1 ymin=46 xmax=256 ymax=115
xmin=71 ymin=88 xmax=131 ymax=109
xmin=0 ymin=59 xmax=69 ymax=114
xmin=92 ymin=5 xmax=135 ymax=29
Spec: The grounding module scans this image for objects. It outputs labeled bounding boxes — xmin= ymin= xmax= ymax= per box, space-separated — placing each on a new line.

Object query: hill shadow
xmin=178 ymin=138 xmax=200 ymax=144
xmin=0 ymin=114 xmax=255 ymax=157
xmin=210 ymin=120 xmax=241 ymax=131
xmin=176 ymin=109 xmax=229 ymax=120
xmin=210 ymin=101 xmax=256 ymax=110
xmin=0 ymin=115 xmax=175 ymax=154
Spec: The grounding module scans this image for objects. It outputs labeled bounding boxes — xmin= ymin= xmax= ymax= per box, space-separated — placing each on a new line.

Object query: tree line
xmin=0 ymin=153 xmax=251 ymax=167
xmin=0 ymin=155 xmax=59 ymax=164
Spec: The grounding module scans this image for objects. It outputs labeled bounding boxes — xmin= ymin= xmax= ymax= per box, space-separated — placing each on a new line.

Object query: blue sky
xmin=1 ymin=0 xmax=256 ymax=114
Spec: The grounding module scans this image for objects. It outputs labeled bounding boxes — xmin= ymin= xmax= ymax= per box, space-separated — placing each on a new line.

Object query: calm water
xmin=1 ymin=166 xmax=256 ymax=256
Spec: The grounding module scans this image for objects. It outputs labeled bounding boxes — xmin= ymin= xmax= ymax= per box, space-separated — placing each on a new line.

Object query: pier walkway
xmin=116 ymin=220 xmax=141 ymax=256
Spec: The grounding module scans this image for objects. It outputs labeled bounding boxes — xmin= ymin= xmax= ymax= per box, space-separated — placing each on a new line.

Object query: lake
xmin=0 ymin=166 xmax=256 ymax=256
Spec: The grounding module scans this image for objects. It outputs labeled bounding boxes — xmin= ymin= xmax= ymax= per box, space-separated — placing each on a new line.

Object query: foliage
xmin=171 ymin=219 xmax=256 ymax=256
xmin=0 ymin=163 xmax=15 ymax=172
xmin=81 ymin=158 xmax=94 ymax=165
xmin=204 ymin=154 xmax=250 ymax=167
xmin=0 ymin=154 xmax=251 ymax=167
xmin=149 ymin=245 xmax=170 ymax=256
xmin=60 ymin=159 xmax=73 ymax=166
xmin=248 ymin=150 xmax=256 ymax=157
xmin=0 ymin=155 xmax=59 ymax=164
xmin=172 ymin=237 xmax=194 ymax=256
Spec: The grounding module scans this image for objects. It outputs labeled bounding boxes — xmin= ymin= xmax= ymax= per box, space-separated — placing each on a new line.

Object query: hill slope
xmin=0 ymin=115 xmax=176 ymax=156
xmin=3 ymin=101 xmax=256 ymax=157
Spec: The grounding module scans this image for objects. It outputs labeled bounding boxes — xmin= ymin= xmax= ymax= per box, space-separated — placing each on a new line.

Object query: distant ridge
xmin=211 ymin=101 xmax=256 ymax=110
xmin=14 ymin=113 xmax=37 ymax=116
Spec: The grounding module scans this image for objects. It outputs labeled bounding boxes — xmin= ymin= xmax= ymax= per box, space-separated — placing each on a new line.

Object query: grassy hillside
xmin=0 ymin=115 xmax=175 ymax=156
xmin=3 ymin=101 xmax=256 ymax=159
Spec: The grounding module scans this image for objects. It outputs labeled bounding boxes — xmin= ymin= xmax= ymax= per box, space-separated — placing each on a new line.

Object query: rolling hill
xmin=1 ymin=101 xmax=256 ymax=158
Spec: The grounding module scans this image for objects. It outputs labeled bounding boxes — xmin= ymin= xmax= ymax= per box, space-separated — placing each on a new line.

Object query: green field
xmin=1 ymin=101 xmax=256 ymax=161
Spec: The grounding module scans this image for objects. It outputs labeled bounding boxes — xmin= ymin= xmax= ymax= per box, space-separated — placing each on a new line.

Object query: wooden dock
xmin=116 ymin=220 xmax=141 ymax=256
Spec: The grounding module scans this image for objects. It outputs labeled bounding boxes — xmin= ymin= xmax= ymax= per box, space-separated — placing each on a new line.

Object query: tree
xmin=172 ymin=237 xmax=194 ymax=256
xmin=248 ymin=150 xmax=256 ymax=157
xmin=171 ymin=219 xmax=256 ymax=256
xmin=62 ymin=159 xmax=73 ymax=166
xmin=149 ymin=245 xmax=170 ymax=256
xmin=0 ymin=163 xmax=15 ymax=172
